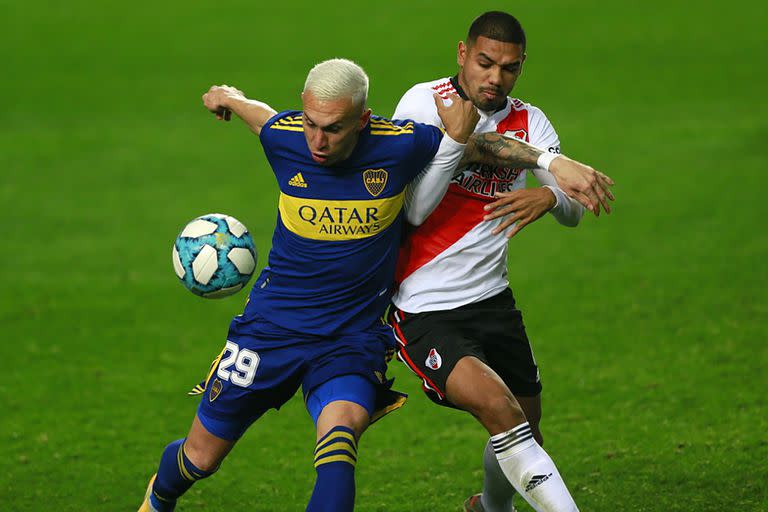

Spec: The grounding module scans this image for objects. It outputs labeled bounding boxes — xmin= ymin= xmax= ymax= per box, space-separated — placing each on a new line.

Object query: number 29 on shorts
xmin=216 ymin=340 xmax=260 ymax=387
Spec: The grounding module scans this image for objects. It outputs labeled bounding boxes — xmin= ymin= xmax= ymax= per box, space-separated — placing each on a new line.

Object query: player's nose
xmin=315 ymin=131 xmax=329 ymax=150
xmin=487 ymin=66 xmax=503 ymax=86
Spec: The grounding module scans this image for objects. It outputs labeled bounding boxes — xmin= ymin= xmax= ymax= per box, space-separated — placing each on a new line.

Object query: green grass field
xmin=2 ymin=1 xmax=767 ymax=510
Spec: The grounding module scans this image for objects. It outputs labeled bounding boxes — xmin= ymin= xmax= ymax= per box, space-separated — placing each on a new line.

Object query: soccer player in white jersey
xmin=389 ymin=11 xmax=608 ymax=512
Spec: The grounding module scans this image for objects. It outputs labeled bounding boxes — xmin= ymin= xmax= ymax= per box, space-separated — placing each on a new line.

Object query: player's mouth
xmin=480 ymin=89 xmax=502 ymax=101
xmin=311 ymin=152 xmax=329 ymax=163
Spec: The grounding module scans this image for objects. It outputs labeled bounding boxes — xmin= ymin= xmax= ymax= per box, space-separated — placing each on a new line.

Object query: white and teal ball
xmin=172 ymin=213 xmax=257 ymax=298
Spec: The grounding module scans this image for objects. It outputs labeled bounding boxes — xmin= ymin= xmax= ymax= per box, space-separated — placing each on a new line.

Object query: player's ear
xmin=457 ymin=41 xmax=467 ymax=67
xmin=359 ymin=108 xmax=372 ymax=130
xmin=519 ymin=53 xmax=527 ymax=75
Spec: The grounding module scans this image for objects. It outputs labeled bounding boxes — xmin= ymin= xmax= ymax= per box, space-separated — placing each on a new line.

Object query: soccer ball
xmin=172 ymin=213 xmax=257 ymax=298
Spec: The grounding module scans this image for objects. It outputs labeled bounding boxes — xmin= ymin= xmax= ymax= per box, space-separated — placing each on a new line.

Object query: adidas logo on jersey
xmin=289 ymin=172 xmax=308 ymax=188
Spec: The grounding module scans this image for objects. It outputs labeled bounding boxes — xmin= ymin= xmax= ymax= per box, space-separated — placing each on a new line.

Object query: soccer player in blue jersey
xmin=138 ymin=58 xmax=480 ymax=512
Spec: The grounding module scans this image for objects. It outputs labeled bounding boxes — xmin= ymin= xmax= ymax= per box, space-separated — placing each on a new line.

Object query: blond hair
xmin=303 ymin=58 xmax=369 ymax=108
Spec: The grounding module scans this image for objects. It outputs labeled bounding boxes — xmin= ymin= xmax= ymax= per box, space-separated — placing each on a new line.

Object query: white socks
xmin=490 ymin=423 xmax=579 ymax=512
xmin=480 ymin=439 xmax=516 ymax=511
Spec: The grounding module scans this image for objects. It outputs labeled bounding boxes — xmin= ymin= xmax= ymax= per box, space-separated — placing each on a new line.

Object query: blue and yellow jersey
xmin=237 ymin=110 xmax=443 ymax=336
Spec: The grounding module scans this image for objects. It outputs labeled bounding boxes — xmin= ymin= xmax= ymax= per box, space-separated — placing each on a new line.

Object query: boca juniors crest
xmin=363 ymin=169 xmax=388 ymax=197
xmin=209 ymin=378 xmax=223 ymax=402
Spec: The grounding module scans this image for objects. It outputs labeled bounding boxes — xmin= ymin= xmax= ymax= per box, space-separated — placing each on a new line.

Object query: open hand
xmin=483 ymin=187 xmax=557 ymax=238
xmin=549 ymin=156 xmax=614 ymax=216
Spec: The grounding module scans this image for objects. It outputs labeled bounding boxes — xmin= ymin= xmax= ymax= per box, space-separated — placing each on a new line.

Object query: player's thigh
xmin=477 ymin=290 xmax=543 ymax=400
xmin=445 ymin=355 xmax=526 ymax=433
xmin=196 ymin=334 xmax=305 ymax=442
xmin=303 ymin=330 xmax=395 ymax=439
xmin=390 ymin=308 xmax=483 ymax=405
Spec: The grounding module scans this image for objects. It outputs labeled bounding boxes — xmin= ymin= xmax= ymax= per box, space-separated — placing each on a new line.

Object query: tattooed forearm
xmin=459 ymin=132 xmax=543 ymax=168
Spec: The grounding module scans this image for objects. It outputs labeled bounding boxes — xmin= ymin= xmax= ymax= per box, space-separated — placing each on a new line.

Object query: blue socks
xmin=150 ymin=439 xmax=217 ymax=511
xmin=306 ymin=426 xmax=358 ymax=512
xmin=148 ymin=428 xmax=357 ymax=511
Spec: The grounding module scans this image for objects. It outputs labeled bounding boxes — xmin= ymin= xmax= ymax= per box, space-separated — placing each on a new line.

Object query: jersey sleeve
xmin=258 ymin=110 xmax=299 ymax=156
xmin=527 ymin=106 xmax=585 ymax=226
xmin=393 ymin=86 xmax=443 ymax=127
xmin=404 ymin=134 xmax=466 ymax=225
xmin=404 ymin=121 xmax=444 ymax=181
xmin=527 ymin=105 xmax=560 ymax=155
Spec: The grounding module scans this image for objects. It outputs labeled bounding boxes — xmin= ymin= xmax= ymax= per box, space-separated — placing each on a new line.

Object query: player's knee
xmin=183 ymin=438 xmax=224 ymax=474
xmin=317 ymin=401 xmax=370 ymax=440
xmin=474 ymin=394 xmax=527 ymax=431
xmin=528 ymin=422 xmax=544 ymax=446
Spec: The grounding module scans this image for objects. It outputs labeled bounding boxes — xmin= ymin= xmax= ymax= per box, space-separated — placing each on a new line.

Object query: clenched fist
xmin=202 ymin=85 xmax=245 ymax=121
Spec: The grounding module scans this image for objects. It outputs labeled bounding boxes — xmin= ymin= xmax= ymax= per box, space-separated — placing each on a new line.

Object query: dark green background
xmin=2 ymin=1 xmax=766 ymax=510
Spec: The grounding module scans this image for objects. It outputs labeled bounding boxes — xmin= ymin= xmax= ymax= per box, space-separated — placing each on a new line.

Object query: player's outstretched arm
xmin=461 ymin=133 xmax=615 ymax=216
xmin=404 ymin=94 xmax=480 ymax=226
xmin=202 ymin=85 xmax=277 ymax=135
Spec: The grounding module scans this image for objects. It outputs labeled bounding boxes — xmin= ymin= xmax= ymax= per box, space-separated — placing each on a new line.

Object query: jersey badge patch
xmin=209 ymin=378 xmax=223 ymax=402
xmin=426 ymin=348 xmax=442 ymax=370
xmin=503 ymin=129 xmax=528 ymax=142
xmin=363 ymin=169 xmax=388 ymax=197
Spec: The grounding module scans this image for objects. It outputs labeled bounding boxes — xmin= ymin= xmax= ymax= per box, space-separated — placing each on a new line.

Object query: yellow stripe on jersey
xmin=370 ymin=119 xmax=413 ymax=128
xmin=369 ymin=120 xmax=414 ymax=136
xmin=204 ymin=348 xmax=226 ymax=390
xmin=370 ymin=129 xmax=414 ymax=136
xmin=270 ymin=125 xmax=304 ymax=132
xmin=279 ymin=191 xmax=405 ymax=241
xmin=369 ymin=124 xmax=414 ymax=130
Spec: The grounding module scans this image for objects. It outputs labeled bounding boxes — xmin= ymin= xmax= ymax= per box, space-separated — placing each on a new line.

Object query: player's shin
xmin=491 ymin=423 xmax=578 ymax=512
xmin=149 ymin=439 xmax=218 ymax=511
xmin=306 ymin=425 xmax=358 ymax=512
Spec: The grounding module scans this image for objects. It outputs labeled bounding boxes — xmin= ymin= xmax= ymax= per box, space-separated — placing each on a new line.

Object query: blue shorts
xmin=196 ymin=313 xmax=397 ymax=441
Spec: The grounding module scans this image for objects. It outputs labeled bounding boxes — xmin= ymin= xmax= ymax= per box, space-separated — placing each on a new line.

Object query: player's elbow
xmin=552 ymin=207 xmax=584 ymax=228
xmin=406 ymin=210 xmax=427 ymax=227
xmin=558 ymin=215 xmax=581 ymax=228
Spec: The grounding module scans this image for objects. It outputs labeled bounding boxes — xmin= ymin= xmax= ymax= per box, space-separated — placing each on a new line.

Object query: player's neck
xmin=453 ymin=73 xmax=471 ymax=101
